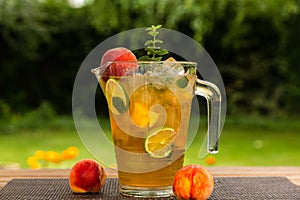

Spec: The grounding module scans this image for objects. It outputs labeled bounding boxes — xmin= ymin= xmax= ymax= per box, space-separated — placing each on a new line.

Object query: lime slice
xmin=105 ymin=79 xmax=129 ymax=114
xmin=145 ymin=127 xmax=176 ymax=158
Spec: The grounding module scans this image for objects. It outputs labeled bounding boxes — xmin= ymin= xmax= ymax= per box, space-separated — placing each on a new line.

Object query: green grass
xmin=0 ymin=128 xmax=93 ymax=168
xmin=0 ymin=115 xmax=299 ymax=168
xmin=186 ymin=116 xmax=300 ymax=166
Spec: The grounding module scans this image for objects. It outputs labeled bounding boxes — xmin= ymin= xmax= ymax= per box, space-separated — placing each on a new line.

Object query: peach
xmin=101 ymin=47 xmax=137 ymax=77
xmin=69 ymin=159 xmax=106 ymax=193
xmin=173 ymin=164 xmax=214 ymax=200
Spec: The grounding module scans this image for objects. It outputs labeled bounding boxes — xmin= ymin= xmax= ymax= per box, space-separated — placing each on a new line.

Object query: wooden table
xmin=1 ymin=166 xmax=300 ymax=189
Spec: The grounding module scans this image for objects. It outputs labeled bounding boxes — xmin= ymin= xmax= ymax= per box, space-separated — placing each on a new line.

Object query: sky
xmin=68 ymin=0 xmax=92 ymax=8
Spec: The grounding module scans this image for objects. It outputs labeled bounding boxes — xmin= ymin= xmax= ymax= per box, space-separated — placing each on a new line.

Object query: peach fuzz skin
xmin=100 ymin=47 xmax=137 ymax=78
xmin=69 ymin=159 xmax=107 ymax=193
xmin=173 ymin=164 xmax=214 ymax=200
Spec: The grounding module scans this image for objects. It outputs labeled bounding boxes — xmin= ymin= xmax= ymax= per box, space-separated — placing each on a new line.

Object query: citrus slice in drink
xmin=145 ymin=127 xmax=176 ymax=158
xmin=105 ymin=79 xmax=129 ymax=115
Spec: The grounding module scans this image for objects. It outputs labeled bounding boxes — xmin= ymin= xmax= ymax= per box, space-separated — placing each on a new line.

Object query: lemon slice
xmin=145 ymin=127 xmax=176 ymax=158
xmin=105 ymin=79 xmax=129 ymax=115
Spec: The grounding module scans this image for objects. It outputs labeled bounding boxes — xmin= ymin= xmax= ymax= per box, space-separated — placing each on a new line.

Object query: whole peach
xmin=173 ymin=164 xmax=214 ymax=200
xmin=101 ymin=47 xmax=137 ymax=77
xmin=69 ymin=159 xmax=106 ymax=193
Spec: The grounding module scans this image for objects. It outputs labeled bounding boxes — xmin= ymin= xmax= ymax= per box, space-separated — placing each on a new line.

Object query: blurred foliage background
xmin=0 ymin=0 xmax=300 ymax=168
xmin=1 ymin=0 xmax=299 ymax=118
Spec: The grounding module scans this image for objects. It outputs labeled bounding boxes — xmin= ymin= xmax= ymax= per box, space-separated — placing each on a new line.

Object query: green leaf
xmin=146 ymin=48 xmax=156 ymax=54
xmin=153 ymin=57 xmax=162 ymax=61
xmin=142 ymin=24 xmax=169 ymax=61
xmin=146 ymin=27 xmax=153 ymax=31
xmin=138 ymin=55 xmax=162 ymax=61
xmin=138 ymin=55 xmax=153 ymax=61
xmin=112 ymin=97 xmax=127 ymax=114
xmin=154 ymin=39 xmax=163 ymax=44
xmin=176 ymin=77 xmax=189 ymax=88
xmin=157 ymin=49 xmax=169 ymax=55
xmin=153 ymin=49 xmax=161 ymax=54
xmin=144 ymin=40 xmax=154 ymax=46
xmin=149 ymin=31 xmax=159 ymax=37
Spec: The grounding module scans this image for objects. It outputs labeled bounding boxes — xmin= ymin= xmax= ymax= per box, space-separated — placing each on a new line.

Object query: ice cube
xmin=153 ymin=62 xmax=185 ymax=76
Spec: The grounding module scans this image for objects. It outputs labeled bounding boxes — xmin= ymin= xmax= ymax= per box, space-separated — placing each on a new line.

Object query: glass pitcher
xmin=91 ymin=61 xmax=221 ymax=198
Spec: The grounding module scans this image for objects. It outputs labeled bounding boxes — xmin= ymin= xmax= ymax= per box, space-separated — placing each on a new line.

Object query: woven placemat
xmin=0 ymin=177 xmax=300 ymax=200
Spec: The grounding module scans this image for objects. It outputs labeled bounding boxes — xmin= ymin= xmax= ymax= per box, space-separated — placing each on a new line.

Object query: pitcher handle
xmin=195 ymin=79 xmax=221 ymax=153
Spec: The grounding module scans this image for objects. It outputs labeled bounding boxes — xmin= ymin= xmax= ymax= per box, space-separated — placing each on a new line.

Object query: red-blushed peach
xmin=101 ymin=47 xmax=138 ymax=77
xmin=173 ymin=164 xmax=214 ymax=200
xmin=69 ymin=159 xmax=106 ymax=193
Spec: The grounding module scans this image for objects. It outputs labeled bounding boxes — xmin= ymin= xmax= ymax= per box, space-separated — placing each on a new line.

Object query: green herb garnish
xmin=176 ymin=77 xmax=189 ymax=88
xmin=138 ymin=25 xmax=169 ymax=61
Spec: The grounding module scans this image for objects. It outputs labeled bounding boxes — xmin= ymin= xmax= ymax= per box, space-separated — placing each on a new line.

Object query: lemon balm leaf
xmin=112 ymin=97 xmax=127 ymax=114
xmin=144 ymin=40 xmax=153 ymax=46
xmin=176 ymin=77 xmax=189 ymax=88
xmin=138 ymin=55 xmax=154 ymax=61
xmin=156 ymin=49 xmax=169 ymax=56
xmin=155 ymin=39 xmax=163 ymax=44
xmin=139 ymin=24 xmax=169 ymax=61
xmin=105 ymin=79 xmax=129 ymax=115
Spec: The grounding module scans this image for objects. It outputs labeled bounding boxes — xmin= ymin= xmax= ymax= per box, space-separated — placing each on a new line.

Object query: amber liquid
xmin=101 ymin=74 xmax=196 ymax=187
xmin=117 ymin=153 xmax=185 ymax=187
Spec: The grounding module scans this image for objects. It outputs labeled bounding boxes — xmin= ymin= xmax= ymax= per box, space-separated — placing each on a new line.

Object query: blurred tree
xmin=88 ymin=0 xmax=226 ymax=42
xmin=0 ymin=0 xmax=50 ymax=59
xmin=88 ymin=0 xmax=300 ymax=116
xmin=0 ymin=0 xmax=101 ymax=113
xmin=0 ymin=0 xmax=50 ymax=111
xmin=204 ymin=0 xmax=300 ymax=116
xmin=0 ymin=0 xmax=299 ymax=117
xmin=281 ymin=11 xmax=300 ymax=114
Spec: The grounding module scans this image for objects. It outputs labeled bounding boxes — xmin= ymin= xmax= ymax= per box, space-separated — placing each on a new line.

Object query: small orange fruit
xmin=205 ymin=156 xmax=216 ymax=165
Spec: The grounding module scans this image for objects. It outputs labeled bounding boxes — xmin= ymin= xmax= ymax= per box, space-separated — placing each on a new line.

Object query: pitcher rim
xmin=91 ymin=61 xmax=198 ymax=75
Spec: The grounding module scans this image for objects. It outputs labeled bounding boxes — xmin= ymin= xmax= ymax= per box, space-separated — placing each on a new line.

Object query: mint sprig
xmin=138 ymin=25 xmax=169 ymax=61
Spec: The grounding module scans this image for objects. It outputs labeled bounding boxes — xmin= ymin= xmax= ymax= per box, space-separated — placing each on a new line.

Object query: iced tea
xmin=99 ymin=66 xmax=196 ymax=194
xmin=93 ymin=61 xmax=222 ymax=198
